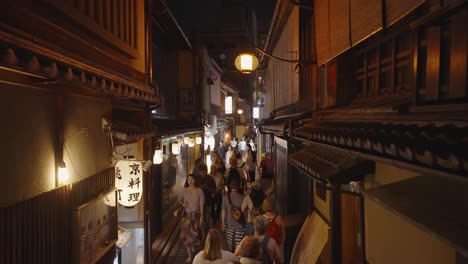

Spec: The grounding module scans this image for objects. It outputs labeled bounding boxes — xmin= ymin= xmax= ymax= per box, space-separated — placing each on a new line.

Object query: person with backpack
xmin=241 ymin=180 xmax=265 ymax=235
xmin=221 ymin=178 xmax=246 ymax=252
xmin=262 ymin=197 xmax=286 ymax=260
xmin=235 ymin=215 xmax=283 ymax=264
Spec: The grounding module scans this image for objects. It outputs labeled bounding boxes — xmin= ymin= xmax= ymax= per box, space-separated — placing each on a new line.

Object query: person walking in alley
xmin=179 ymin=174 xmax=205 ymax=263
xmin=196 ymin=164 xmax=217 ymax=239
xmin=221 ymin=178 xmax=246 ymax=252
xmin=236 ymin=237 xmax=261 ymax=264
xmin=210 ymin=164 xmax=224 ymax=226
xmin=245 ymin=144 xmax=257 ymax=182
xmin=235 ymin=215 xmax=283 ymax=264
xmin=192 ymin=228 xmax=239 ymax=264
xmin=262 ymin=197 xmax=285 ymax=260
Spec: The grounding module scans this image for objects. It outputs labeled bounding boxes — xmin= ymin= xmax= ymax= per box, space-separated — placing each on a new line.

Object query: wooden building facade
xmin=259 ymin=0 xmax=468 ymax=263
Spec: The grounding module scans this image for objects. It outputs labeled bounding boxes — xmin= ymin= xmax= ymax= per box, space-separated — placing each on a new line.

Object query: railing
xmin=47 ymin=0 xmax=139 ymax=58
xmin=0 ymin=168 xmax=114 ymax=263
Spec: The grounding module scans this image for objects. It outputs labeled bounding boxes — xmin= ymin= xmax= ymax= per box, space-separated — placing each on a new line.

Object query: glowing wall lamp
xmin=171 ymin=141 xmax=180 ymax=155
xmin=195 ymin=136 xmax=202 ymax=144
xmin=237 ymin=109 xmax=243 ymax=115
xmin=58 ymin=160 xmax=68 ymax=183
xmin=225 ymin=96 xmax=233 ymax=114
xmin=188 ymin=138 xmax=195 ymax=148
xmin=234 ymin=47 xmax=314 ymax=74
xmin=234 ymin=53 xmax=259 ymax=74
xmin=253 ymin=107 xmax=259 ymax=119
xmin=153 ymin=149 xmax=163 ymax=164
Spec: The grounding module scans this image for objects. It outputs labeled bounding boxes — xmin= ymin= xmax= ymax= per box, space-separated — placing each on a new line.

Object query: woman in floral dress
xmin=179 ymin=174 xmax=205 ymax=262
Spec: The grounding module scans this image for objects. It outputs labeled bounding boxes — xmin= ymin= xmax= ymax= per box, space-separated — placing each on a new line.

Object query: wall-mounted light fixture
xmin=234 ymin=46 xmax=315 ymax=74
xmin=171 ymin=141 xmax=180 ymax=155
xmin=237 ymin=109 xmax=244 ymax=115
xmin=225 ymin=96 xmax=233 ymax=114
xmin=58 ymin=160 xmax=68 ymax=183
xmin=188 ymin=138 xmax=195 ymax=148
xmin=195 ymin=136 xmax=202 ymax=144
xmin=153 ymin=149 xmax=163 ymax=164
xmin=253 ymin=107 xmax=259 ymax=119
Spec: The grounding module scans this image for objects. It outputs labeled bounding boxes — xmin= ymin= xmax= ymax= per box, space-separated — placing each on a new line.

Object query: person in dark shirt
xmin=196 ymin=163 xmax=217 ymax=239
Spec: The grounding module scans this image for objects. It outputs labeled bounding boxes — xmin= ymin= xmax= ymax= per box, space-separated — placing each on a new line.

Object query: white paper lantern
xmin=171 ymin=142 xmax=180 ymax=154
xmin=115 ymin=160 xmax=143 ymax=207
xmin=153 ymin=149 xmax=163 ymax=164
xmin=188 ymin=138 xmax=195 ymax=148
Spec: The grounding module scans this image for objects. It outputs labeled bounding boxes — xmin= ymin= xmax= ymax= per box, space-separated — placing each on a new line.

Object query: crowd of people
xmin=177 ymin=137 xmax=283 ymax=263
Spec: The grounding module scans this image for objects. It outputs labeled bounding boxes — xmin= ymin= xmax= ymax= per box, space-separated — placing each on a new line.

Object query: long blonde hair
xmin=203 ymin=229 xmax=223 ymax=261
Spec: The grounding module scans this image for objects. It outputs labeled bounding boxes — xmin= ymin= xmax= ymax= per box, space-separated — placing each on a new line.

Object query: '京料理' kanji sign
xmin=115 ymin=160 xmax=143 ymax=207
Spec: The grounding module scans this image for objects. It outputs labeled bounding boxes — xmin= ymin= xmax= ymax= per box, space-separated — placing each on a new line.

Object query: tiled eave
xmin=153 ymin=119 xmax=202 ymax=138
xmin=292 ymin=114 xmax=468 ymax=177
xmin=112 ymin=121 xmax=155 ymax=143
xmin=0 ymin=39 xmax=160 ymax=105
xmin=289 ymin=144 xmax=374 ymax=184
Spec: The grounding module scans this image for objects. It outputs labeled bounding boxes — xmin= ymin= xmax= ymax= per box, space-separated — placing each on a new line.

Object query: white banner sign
xmin=115 ymin=160 xmax=143 ymax=207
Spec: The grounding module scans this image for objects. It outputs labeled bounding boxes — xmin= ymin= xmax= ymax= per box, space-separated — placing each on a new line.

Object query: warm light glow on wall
xmin=237 ymin=109 xmax=243 ymax=115
xmin=225 ymin=96 xmax=233 ymax=114
xmin=235 ymin=53 xmax=259 ymax=74
xmin=253 ymin=107 xmax=259 ymax=119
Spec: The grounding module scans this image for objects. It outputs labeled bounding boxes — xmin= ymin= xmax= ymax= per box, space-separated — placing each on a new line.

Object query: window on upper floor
xmin=354 ymin=31 xmax=412 ymax=102
xmin=416 ymin=10 xmax=467 ymax=105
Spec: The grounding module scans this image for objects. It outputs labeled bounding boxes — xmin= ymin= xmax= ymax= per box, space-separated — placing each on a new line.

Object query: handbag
xmin=173 ymin=205 xmax=185 ymax=217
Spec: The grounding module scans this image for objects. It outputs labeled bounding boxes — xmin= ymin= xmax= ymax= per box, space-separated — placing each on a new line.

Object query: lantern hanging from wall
xmin=115 ymin=160 xmax=143 ymax=207
xmin=171 ymin=141 xmax=180 ymax=154
xmin=195 ymin=136 xmax=202 ymax=144
xmin=188 ymin=138 xmax=195 ymax=148
xmin=153 ymin=149 xmax=163 ymax=164
xmin=225 ymin=96 xmax=233 ymax=114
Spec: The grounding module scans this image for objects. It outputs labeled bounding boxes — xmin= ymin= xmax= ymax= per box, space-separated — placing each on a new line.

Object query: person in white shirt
xmin=238 ymin=137 xmax=247 ymax=157
xmin=192 ymin=229 xmax=239 ymax=264
xmin=230 ymin=137 xmax=238 ymax=149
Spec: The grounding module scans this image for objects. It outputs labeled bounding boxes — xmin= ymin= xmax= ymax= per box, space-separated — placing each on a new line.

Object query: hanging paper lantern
xmin=115 ymin=160 xmax=143 ymax=207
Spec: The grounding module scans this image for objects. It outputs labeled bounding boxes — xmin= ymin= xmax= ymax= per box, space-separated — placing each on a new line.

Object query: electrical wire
xmin=107 ymin=126 xmax=130 ymax=156
xmin=63 ymin=143 xmax=82 ymax=178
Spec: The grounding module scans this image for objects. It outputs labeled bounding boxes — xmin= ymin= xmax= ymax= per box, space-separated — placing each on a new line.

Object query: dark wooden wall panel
xmin=0 ymin=168 xmax=114 ymax=263
xmin=425 ymin=27 xmax=441 ymax=101
xmin=449 ymin=12 xmax=467 ymax=99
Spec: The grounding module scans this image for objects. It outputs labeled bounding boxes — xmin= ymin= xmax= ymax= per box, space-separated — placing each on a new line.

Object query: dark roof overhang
xmin=289 ymin=143 xmax=374 ymax=184
xmin=291 ymin=111 xmax=468 ymax=178
xmin=153 ymin=118 xmax=202 ymax=138
xmin=0 ymin=38 xmax=160 ymax=105
xmin=112 ymin=120 xmax=155 ymax=143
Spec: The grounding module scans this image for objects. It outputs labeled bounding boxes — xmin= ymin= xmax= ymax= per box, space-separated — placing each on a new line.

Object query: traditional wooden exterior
xmin=259 ymin=0 xmax=468 ymax=263
xmin=0 ymin=1 xmax=158 ymax=262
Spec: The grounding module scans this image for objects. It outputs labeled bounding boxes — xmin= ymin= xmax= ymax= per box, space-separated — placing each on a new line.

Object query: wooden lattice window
xmin=416 ymin=10 xmax=467 ymax=104
xmin=354 ymin=31 xmax=412 ymax=101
